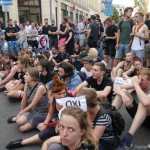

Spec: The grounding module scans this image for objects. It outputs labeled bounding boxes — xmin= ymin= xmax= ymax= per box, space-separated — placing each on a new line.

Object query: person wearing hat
xmin=81 ymin=56 xmax=93 ymax=78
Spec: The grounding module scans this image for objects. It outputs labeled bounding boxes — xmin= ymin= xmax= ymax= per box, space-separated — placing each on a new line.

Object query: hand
xmin=134 ymin=32 xmax=140 ymax=38
xmin=16 ymin=110 xmax=24 ymax=118
xmin=55 ymin=124 xmax=60 ymax=133
xmin=122 ymin=93 xmax=133 ymax=108
xmin=65 ymin=41 xmax=68 ymax=45
xmin=132 ymin=76 xmax=141 ymax=86
xmin=105 ymin=36 xmax=110 ymax=40
xmin=115 ymin=44 xmax=119 ymax=50
xmin=130 ymin=32 xmax=135 ymax=36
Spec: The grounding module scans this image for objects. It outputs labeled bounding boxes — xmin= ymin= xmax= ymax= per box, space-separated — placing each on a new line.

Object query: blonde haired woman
xmin=88 ymin=48 xmax=107 ymax=66
xmin=42 ymin=106 xmax=97 ymax=150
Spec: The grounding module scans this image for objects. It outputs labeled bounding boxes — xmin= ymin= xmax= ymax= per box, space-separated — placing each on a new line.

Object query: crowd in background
xmin=0 ymin=6 xmax=150 ymax=150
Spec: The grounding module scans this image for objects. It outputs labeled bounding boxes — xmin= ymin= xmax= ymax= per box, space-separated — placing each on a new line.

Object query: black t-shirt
xmin=145 ymin=20 xmax=150 ymax=43
xmin=5 ymin=26 xmax=18 ymax=41
xmin=89 ymin=22 xmax=100 ymax=41
xmin=40 ymin=70 xmax=56 ymax=84
xmin=86 ymin=76 xmax=113 ymax=102
xmin=48 ymin=25 xmax=58 ymax=39
xmin=54 ymin=52 xmax=70 ymax=63
xmin=59 ymin=24 xmax=66 ymax=39
xmin=145 ymin=20 xmax=150 ymax=30
xmin=105 ymin=25 xmax=117 ymax=44
xmin=42 ymin=25 xmax=51 ymax=36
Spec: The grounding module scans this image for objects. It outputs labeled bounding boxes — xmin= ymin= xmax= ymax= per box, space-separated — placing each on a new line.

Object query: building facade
xmin=0 ymin=0 xmax=102 ymax=26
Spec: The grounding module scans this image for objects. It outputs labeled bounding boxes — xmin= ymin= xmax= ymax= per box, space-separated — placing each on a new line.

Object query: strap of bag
xmin=27 ymin=82 xmax=38 ymax=99
xmin=134 ymin=23 xmax=144 ymax=32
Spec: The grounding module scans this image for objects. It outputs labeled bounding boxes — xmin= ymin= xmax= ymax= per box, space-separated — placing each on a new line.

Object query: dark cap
xmin=78 ymin=53 xmax=88 ymax=59
xmin=82 ymin=56 xmax=93 ymax=62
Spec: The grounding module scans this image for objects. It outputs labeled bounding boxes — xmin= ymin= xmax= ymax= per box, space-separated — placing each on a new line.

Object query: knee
xmin=16 ymin=117 xmax=26 ymax=126
xmin=7 ymin=92 xmax=13 ymax=98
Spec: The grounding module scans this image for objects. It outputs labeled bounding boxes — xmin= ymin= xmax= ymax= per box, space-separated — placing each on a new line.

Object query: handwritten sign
xmin=56 ymin=96 xmax=87 ymax=119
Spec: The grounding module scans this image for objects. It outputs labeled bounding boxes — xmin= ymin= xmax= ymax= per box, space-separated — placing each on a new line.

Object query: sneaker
xmin=116 ymin=137 xmax=133 ymax=150
xmin=6 ymin=139 xmax=23 ymax=149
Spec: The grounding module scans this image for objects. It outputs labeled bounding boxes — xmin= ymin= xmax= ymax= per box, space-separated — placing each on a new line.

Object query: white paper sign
xmin=114 ymin=77 xmax=134 ymax=93
xmin=56 ymin=96 xmax=87 ymax=119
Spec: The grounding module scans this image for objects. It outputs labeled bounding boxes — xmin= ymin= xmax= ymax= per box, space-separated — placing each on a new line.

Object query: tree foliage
xmin=111 ymin=6 xmax=119 ymax=23
xmin=134 ymin=0 xmax=145 ymax=12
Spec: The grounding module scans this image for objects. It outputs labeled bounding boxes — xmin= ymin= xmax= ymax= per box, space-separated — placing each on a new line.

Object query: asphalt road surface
xmin=0 ymin=92 xmax=150 ymax=150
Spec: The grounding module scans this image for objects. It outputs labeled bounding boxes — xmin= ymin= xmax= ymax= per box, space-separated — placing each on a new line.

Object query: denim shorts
xmin=7 ymin=41 xmax=20 ymax=52
xmin=131 ymin=49 xmax=144 ymax=61
xmin=20 ymin=41 xmax=28 ymax=49
xmin=115 ymin=43 xmax=131 ymax=59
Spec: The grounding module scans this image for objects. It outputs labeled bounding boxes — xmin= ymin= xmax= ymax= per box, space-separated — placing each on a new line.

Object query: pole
xmin=4 ymin=12 xmax=8 ymax=27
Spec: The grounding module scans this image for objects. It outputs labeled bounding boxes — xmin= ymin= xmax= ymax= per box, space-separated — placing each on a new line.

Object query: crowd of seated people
xmin=0 ymin=8 xmax=150 ymax=150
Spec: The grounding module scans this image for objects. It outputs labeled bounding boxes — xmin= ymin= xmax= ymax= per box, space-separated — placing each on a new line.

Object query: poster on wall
xmin=38 ymin=35 xmax=49 ymax=54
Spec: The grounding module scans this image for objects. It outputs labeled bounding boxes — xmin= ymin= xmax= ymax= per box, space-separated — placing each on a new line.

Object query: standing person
xmin=78 ymin=16 xmax=88 ymax=47
xmin=28 ymin=22 xmax=38 ymax=49
xmin=65 ymin=22 xmax=75 ymax=55
xmin=0 ymin=27 xmax=5 ymax=50
xmin=25 ymin=21 xmax=31 ymax=35
xmin=5 ymin=19 xmax=19 ymax=56
xmin=114 ymin=7 xmax=134 ymax=66
xmin=48 ymin=20 xmax=58 ymax=48
xmin=103 ymin=17 xmax=117 ymax=69
xmin=144 ymin=12 xmax=150 ymax=67
xmin=42 ymin=18 xmax=50 ymax=36
xmin=131 ymin=12 xmax=149 ymax=62
xmin=14 ymin=20 xmax=20 ymax=31
xmin=87 ymin=15 xmax=99 ymax=48
xmin=57 ymin=17 xmax=68 ymax=47
xmin=18 ymin=24 xmax=28 ymax=52
xmin=0 ymin=18 xmax=5 ymax=30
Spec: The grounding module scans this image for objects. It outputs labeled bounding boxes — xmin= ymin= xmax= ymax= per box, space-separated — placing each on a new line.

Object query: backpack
xmin=94 ymin=102 xmax=125 ymax=136
xmin=119 ymin=19 xmax=134 ymax=32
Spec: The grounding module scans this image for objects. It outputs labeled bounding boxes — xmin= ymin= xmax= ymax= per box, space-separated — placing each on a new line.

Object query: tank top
xmin=131 ymin=24 xmax=146 ymax=50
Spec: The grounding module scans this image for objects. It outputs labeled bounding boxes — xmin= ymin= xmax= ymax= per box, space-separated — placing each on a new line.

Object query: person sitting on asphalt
xmin=80 ymin=56 xmax=93 ymax=78
xmin=76 ymin=62 xmax=113 ymax=103
xmin=111 ymin=51 xmax=134 ymax=82
xmin=111 ymin=68 xmax=150 ymax=150
xmin=6 ymin=76 xmax=68 ymax=149
xmin=47 ymin=61 xmax=82 ymax=90
xmin=7 ymin=67 xmax=49 ymax=133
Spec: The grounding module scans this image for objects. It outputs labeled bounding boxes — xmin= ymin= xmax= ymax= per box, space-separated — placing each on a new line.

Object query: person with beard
xmin=48 ymin=20 xmax=58 ymax=48
xmin=111 ymin=52 xmax=134 ymax=82
xmin=5 ymin=19 xmax=19 ymax=56
xmin=114 ymin=7 xmax=134 ymax=66
xmin=47 ymin=62 xmax=82 ymax=90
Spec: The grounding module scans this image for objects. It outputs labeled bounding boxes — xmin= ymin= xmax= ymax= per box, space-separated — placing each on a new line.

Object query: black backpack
xmin=94 ymin=102 xmax=125 ymax=136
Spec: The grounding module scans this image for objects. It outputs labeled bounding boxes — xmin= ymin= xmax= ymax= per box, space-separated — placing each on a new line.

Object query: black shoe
xmin=6 ymin=139 xmax=23 ymax=149
xmin=7 ymin=116 xmax=16 ymax=123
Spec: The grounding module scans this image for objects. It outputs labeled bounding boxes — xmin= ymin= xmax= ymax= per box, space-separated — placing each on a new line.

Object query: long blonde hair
xmin=61 ymin=106 xmax=98 ymax=150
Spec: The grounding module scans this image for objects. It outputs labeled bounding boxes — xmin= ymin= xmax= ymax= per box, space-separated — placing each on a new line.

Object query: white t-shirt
xmin=81 ymin=67 xmax=92 ymax=78
xmin=78 ymin=22 xmax=88 ymax=40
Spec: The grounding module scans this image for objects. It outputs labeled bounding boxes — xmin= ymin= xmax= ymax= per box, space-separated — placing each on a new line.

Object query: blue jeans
xmin=131 ymin=49 xmax=144 ymax=61
xmin=115 ymin=43 xmax=131 ymax=59
xmin=97 ymin=41 xmax=104 ymax=60
xmin=7 ymin=41 xmax=20 ymax=55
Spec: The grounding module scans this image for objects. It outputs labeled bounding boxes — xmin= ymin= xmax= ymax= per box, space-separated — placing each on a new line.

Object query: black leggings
xmin=32 ymin=116 xmax=57 ymax=141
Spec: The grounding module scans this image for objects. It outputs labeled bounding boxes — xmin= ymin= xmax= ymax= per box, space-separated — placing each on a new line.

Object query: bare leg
xmin=129 ymin=103 xmax=150 ymax=135
xmin=7 ymin=90 xmax=20 ymax=99
xmin=104 ymin=55 xmax=108 ymax=63
xmin=110 ymin=57 xmax=114 ymax=69
xmin=21 ymin=134 xmax=42 ymax=145
xmin=19 ymin=122 xmax=34 ymax=132
xmin=113 ymin=58 xmax=121 ymax=67
xmin=112 ymin=95 xmax=123 ymax=111
xmin=16 ymin=115 xmax=28 ymax=126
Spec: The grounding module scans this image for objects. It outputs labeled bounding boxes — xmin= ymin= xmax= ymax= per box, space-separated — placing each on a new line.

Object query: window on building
xmin=18 ymin=0 xmax=42 ymax=23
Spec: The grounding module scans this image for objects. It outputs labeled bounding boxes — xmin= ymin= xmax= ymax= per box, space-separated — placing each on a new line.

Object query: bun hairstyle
xmin=50 ymin=76 xmax=67 ymax=94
